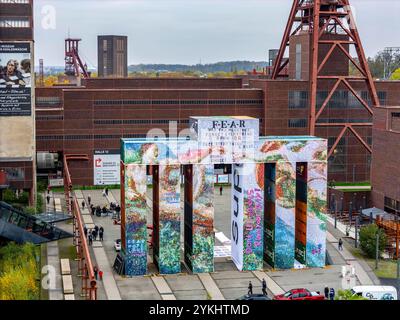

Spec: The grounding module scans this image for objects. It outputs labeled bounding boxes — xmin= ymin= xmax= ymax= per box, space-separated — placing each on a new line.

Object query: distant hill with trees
xmin=128 ymin=61 xmax=269 ymax=74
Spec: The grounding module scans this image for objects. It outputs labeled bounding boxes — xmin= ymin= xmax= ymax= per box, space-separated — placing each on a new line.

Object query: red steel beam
xmin=309 ymin=0 xmax=321 ymax=136
xmin=327 ymin=126 xmax=348 ymax=159
xmin=271 ymin=0 xmax=299 ymax=79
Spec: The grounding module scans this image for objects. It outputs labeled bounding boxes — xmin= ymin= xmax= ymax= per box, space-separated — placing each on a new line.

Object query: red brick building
xmin=35 ymin=78 xmax=264 ymax=185
xmin=35 ymin=76 xmax=400 ymax=186
xmin=371 ymin=106 xmax=400 ymax=214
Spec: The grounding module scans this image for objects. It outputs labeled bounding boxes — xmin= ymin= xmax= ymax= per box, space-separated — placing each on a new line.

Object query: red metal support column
xmin=309 ymin=0 xmax=321 ymax=136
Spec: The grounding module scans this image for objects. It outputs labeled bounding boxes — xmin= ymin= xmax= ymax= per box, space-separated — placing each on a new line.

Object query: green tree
xmin=0 ymin=243 xmax=40 ymax=300
xmin=391 ymin=68 xmax=400 ymax=80
xmin=359 ymin=224 xmax=387 ymax=259
xmin=335 ymin=289 xmax=368 ymax=300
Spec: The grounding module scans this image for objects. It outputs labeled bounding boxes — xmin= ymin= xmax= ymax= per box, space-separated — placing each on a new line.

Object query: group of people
xmin=0 ymin=59 xmax=31 ymax=87
xmin=247 ymin=279 xmax=268 ymax=296
xmin=93 ymin=265 xmax=103 ymax=281
xmin=324 ymin=286 xmax=336 ymax=300
xmin=84 ymin=225 xmax=105 ymax=245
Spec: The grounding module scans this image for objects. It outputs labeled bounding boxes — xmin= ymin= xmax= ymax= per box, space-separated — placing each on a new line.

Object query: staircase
xmin=0 ymin=201 xmax=72 ymax=244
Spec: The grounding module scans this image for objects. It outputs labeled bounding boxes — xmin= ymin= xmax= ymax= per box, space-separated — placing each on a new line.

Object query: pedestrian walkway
xmin=77 ymin=189 xmax=122 ymax=300
xmin=106 ymin=191 xmax=118 ymax=205
xmin=92 ymin=246 xmax=122 ymax=300
xmin=151 ymin=276 xmax=177 ymax=300
xmin=326 ymin=215 xmax=356 ymax=238
xmin=252 ymin=271 xmax=284 ymax=296
xmin=326 ymin=230 xmax=375 ymax=285
xmin=197 ymin=273 xmax=225 ymax=300
xmin=45 ymin=191 xmax=64 ymax=300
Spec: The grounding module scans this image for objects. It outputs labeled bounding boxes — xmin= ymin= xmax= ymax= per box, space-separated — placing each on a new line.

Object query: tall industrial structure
xmin=97 ymin=35 xmax=128 ymax=78
xmin=272 ymin=0 xmax=379 ymax=162
xmin=65 ymin=38 xmax=90 ymax=79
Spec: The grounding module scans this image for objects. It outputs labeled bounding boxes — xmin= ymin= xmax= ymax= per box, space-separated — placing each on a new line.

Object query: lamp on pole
xmin=375 ymin=231 xmax=380 ymax=270
xmin=355 ymin=216 xmax=360 ymax=248
xmin=335 ymin=198 xmax=338 ymax=229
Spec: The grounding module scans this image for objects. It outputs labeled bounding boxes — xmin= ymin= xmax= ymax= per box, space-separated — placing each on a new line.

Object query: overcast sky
xmin=34 ymin=0 xmax=400 ymax=67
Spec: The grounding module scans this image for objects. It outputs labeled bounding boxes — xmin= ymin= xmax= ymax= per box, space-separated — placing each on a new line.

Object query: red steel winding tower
xmin=272 ymin=0 xmax=380 ymax=159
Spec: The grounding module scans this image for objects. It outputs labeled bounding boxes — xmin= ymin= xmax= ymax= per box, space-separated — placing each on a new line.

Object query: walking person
xmin=81 ymin=200 xmax=85 ymax=210
xmin=248 ymin=281 xmax=253 ymax=295
xmin=99 ymin=269 xmax=103 ymax=281
xmin=262 ymin=278 xmax=268 ymax=296
xmin=88 ymin=234 xmax=93 ymax=246
xmin=102 ymin=188 xmax=106 ymax=197
xmin=338 ymin=238 xmax=343 ymax=251
xmin=93 ymin=266 xmax=98 ymax=280
xmin=84 ymin=226 xmax=88 ymax=238
xmin=329 ymin=287 xmax=335 ymax=301
xmin=116 ymin=204 xmax=121 ymax=220
xmin=324 ymin=286 xmax=329 ymax=299
xmin=87 ymin=195 xmax=91 ymax=206
xmin=219 ymin=186 xmax=223 ymax=196
xmin=105 ymin=188 xmax=109 ymax=196
xmin=46 ymin=194 xmax=50 ymax=205
xmin=99 ymin=226 xmax=104 ymax=241
xmin=92 ymin=229 xmax=97 ymax=241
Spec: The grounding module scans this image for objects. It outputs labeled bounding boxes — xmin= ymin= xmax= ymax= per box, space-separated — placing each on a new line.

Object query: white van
xmin=351 ymin=286 xmax=398 ymax=300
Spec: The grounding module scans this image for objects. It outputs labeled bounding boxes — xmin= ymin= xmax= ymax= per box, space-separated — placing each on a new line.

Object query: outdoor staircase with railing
xmin=0 ymin=201 xmax=72 ymax=244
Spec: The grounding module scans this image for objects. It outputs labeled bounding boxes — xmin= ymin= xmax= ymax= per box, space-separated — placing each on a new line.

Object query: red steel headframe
xmin=272 ymin=0 xmax=380 ymax=158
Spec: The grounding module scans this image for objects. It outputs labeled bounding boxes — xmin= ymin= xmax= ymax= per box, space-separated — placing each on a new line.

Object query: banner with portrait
xmin=0 ymin=42 xmax=32 ymax=116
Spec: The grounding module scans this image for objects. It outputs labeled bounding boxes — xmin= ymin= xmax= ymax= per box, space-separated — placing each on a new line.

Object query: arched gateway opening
xmin=118 ymin=117 xmax=328 ymax=276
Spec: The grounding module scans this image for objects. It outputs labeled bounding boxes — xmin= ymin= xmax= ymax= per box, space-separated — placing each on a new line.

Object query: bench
xmin=60 ymin=259 xmax=71 ymax=275
xmin=64 ymin=294 xmax=75 ymax=300
xmin=62 ymin=275 xmax=74 ymax=294
xmin=54 ymin=198 xmax=62 ymax=212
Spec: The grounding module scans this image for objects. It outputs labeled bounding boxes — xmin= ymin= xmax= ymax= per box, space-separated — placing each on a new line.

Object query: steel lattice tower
xmin=65 ymin=38 xmax=90 ymax=79
xmin=272 ymin=0 xmax=380 ymax=158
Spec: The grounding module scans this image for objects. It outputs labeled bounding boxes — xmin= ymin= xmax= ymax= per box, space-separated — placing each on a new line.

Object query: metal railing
xmin=63 ymin=154 xmax=97 ymax=300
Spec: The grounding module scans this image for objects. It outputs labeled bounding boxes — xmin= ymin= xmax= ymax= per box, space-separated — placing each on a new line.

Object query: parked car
xmin=114 ymin=239 xmax=121 ymax=252
xmin=237 ymin=294 xmax=271 ymax=301
xmin=274 ymin=288 xmax=325 ymax=300
xmin=351 ymin=286 xmax=398 ymax=300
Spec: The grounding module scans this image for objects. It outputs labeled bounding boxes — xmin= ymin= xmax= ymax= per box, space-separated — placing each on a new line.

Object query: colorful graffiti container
xmin=120 ymin=117 xmax=328 ymax=276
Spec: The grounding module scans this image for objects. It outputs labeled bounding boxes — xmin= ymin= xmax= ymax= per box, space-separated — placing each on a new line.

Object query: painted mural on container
xmin=306 ymin=162 xmax=328 ymax=268
xmin=274 ymin=161 xmax=296 ymax=269
xmin=158 ymin=165 xmax=181 ymax=274
xmin=124 ymin=164 xmax=148 ymax=276
xmin=191 ymin=164 xmax=215 ymax=273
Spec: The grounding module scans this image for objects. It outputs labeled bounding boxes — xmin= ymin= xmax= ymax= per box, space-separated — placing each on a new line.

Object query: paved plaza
xmin=51 ymin=186 xmax=379 ymax=300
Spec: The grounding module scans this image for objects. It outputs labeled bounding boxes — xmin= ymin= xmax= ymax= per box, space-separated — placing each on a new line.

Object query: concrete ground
xmin=50 ymin=186 xmax=377 ymax=300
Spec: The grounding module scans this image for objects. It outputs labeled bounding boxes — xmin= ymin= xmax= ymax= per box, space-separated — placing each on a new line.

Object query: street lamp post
xmin=375 ymin=232 xmax=380 ymax=270
xmin=335 ymin=198 xmax=338 ymax=229
xmin=355 ymin=216 xmax=360 ymax=248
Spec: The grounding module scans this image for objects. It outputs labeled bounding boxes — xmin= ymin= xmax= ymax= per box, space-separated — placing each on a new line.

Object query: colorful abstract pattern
xmin=121 ymin=124 xmax=328 ymax=274
xmin=274 ymin=162 xmax=296 ymax=269
xmin=158 ymin=165 xmax=181 ymax=274
xmin=242 ymin=163 xmax=264 ymax=271
xmin=306 ymin=162 xmax=328 ymax=268
xmin=191 ymin=164 xmax=215 ymax=273
xmin=121 ymin=137 xmax=327 ymax=166
xmin=124 ymin=164 xmax=148 ymax=276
